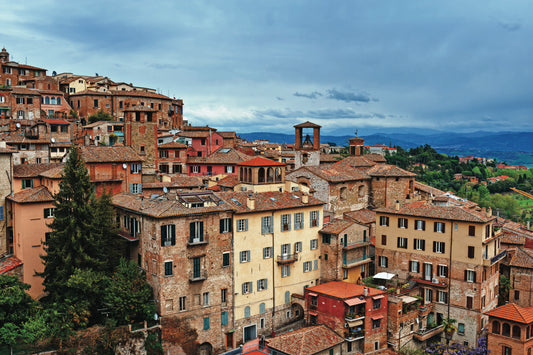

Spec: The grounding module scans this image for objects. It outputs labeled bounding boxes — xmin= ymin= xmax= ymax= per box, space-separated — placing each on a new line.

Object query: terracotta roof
xmin=320 ymin=218 xmax=354 ymax=234
xmin=110 ymin=90 xmax=171 ymax=100
xmin=177 ymin=131 xmax=211 ymax=138
xmin=188 ymin=148 xmax=252 ymax=165
xmin=297 ymin=165 xmax=370 ymax=183
xmin=364 ymin=153 xmax=387 ymax=163
xmin=158 ymin=141 xmax=187 ymax=149
xmin=485 ymin=303 xmax=533 ymax=324
xmin=182 ymin=125 xmax=217 ymax=132
xmin=366 ymin=163 xmax=416 ymax=177
xmin=217 ymin=175 xmax=240 ymax=187
xmin=14 ymin=163 xmax=63 ymax=178
xmin=306 ymin=280 xmax=384 ymax=299
xmin=238 ymin=156 xmax=285 ymax=167
xmin=219 ymin=191 xmax=323 ymax=214
xmin=39 ymin=165 xmax=64 ymax=179
xmin=0 ymin=256 xmax=23 ymax=274
xmin=37 ymin=89 xmax=66 ymax=95
xmin=509 ymin=248 xmax=533 ymax=269
xmin=266 ymin=325 xmax=343 ymax=355
xmin=414 ymin=181 xmax=445 ymax=196
xmin=8 ymin=186 xmax=54 ymax=204
xmin=320 ymin=154 xmax=342 ymax=163
xmin=376 ymin=202 xmax=494 ymax=223
xmin=500 ymin=232 xmax=525 ymax=245
xmin=79 ymin=146 xmax=142 ymax=163
xmin=68 ymin=90 xmax=109 ymax=97
xmin=333 ymin=156 xmax=376 ymax=169
xmin=0 ymin=132 xmax=50 ymax=144
xmin=343 ymin=209 xmax=376 ymax=225
xmin=43 ymin=119 xmax=69 ymax=125
xmin=11 ymin=87 xmax=41 ymax=96
xmin=294 ymin=121 xmax=321 ymax=128
xmin=83 ymin=121 xmax=123 ymax=128
xmin=218 ymin=131 xmax=236 ymax=138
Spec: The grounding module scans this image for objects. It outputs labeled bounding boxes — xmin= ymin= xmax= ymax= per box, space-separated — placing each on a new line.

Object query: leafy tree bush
xmin=88 ymin=110 xmax=113 ymax=124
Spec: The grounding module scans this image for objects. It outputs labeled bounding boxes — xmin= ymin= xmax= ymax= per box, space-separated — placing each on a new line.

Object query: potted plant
xmin=443 ymin=318 xmax=457 ymax=337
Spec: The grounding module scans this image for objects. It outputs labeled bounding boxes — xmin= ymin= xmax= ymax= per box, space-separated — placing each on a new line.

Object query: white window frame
xmin=263 ymin=247 xmax=272 ymax=259
xmin=379 ymin=216 xmax=389 ymax=226
xmin=399 ymin=218 xmax=408 ymax=229
xmin=202 ymin=292 xmax=210 ymax=306
xmin=425 ymin=288 xmax=433 ymax=303
xmin=281 ymin=265 xmax=290 ymax=277
xmin=310 ymin=239 xmax=318 ymax=250
xmin=257 ymin=279 xmax=267 ymax=291
xmin=398 ymin=237 xmax=407 ymax=249
xmin=44 ymin=208 xmax=55 ymax=218
xmin=237 ymin=219 xmax=248 ymax=232
xmin=261 ymin=216 xmax=273 ymax=234
xmin=414 ymin=239 xmax=424 ymax=250
xmin=242 ymin=282 xmax=252 ymax=294
xmin=310 ymin=210 xmax=319 ymax=227
xmin=294 ymin=212 xmax=304 ymax=230
xmin=435 ymin=241 xmax=445 ymax=254
xmin=240 ymin=250 xmax=250 ymax=263
xmin=415 ymin=220 xmax=425 ymax=230
xmin=303 ymin=261 xmax=312 ymax=273
xmin=438 ymin=264 xmax=448 ymax=277
xmin=436 ymin=222 xmax=445 ymax=233
xmin=379 ymin=256 xmax=388 ymax=267
xmin=410 ymin=260 xmax=420 ymax=273
xmin=294 ymin=241 xmax=302 ymax=253
xmin=438 ymin=291 xmax=447 ymax=304
xmin=466 ymin=270 xmax=475 ymax=283
xmin=179 ymin=296 xmax=186 ymax=311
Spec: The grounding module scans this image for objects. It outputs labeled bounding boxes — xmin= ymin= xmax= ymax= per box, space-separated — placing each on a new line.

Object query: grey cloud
xmin=276 ymin=97 xmax=284 ymax=101
xmin=293 ymin=91 xmax=323 ymax=99
xmin=253 ymin=108 xmax=388 ymax=120
xmin=498 ymin=21 xmax=521 ymax=32
xmin=147 ymin=63 xmax=181 ymax=70
xmin=325 ymin=89 xmax=377 ymax=103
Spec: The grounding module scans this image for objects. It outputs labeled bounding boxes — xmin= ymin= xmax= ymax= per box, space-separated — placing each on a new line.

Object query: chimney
xmin=247 ymin=194 xmax=255 ymax=210
xmin=363 ymin=287 xmax=368 ymax=297
xmin=302 ymin=194 xmax=309 ymax=204
xmin=481 ymin=207 xmax=486 ymax=214
xmin=487 ymin=207 xmax=492 ymax=217
xmin=395 ymin=200 xmax=400 ymax=211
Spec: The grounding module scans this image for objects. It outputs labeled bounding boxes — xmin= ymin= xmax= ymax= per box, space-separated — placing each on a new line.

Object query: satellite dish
xmin=16 ymin=123 xmax=20 ymax=128
xmin=122 ymin=163 xmax=127 ymax=169
xmin=51 ymin=138 xmax=56 ymax=143
xmin=163 ymin=187 xmax=168 ymax=194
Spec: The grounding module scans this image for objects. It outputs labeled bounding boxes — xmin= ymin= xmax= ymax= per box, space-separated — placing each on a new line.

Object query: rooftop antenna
xmin=355 ymin=129 xmax=358 ymax=138
xmin=163 ymin=186 xmax=168 ymax=194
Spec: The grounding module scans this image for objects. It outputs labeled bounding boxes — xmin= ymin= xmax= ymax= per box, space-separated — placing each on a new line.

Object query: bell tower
xmin=294 ymin=121 xmax=321 ymax=169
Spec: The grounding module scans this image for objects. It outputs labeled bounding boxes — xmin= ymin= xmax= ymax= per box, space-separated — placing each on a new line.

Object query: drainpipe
xmin=447 ymin=220 xmax=454 ymax=344
xmin=231 ymin=214 xmax=236 ymax=349
xmin=271 ymin=210 xmax=276 ymax=337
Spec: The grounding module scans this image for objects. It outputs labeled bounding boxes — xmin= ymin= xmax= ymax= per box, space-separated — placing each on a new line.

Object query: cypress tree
xmin=39 ymin=145 xmax=116 ymax=301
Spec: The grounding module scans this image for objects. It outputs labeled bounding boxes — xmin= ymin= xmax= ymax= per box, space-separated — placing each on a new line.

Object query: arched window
xmin=267 ymin=168 xmax=274 ymax=183
xmin=502 ymin=323 xmax=511 ymax=337
xmin=45 ymin=96 xmax=50 ymax=104
xmin=258 ymin=168 xmax=265 ymax=183
xmin=493 ymin=320 xmax=500 ymax=334
xmin=513 ymin=325 xmax=521 ymax=339
xmin=50 ymin=97 xmax=56 ymax=105
xmin=244 ymin=306 xmax=250 ymax=318
xmin=259 ymin=303 xmax=265 ymax=314
xmin=57 ymin=97 xmax=61 ymax=105
xmin=275 ymin=168 xmax=282 ymax=182
xmin=285 ymin=291 xmax=290 ymax=304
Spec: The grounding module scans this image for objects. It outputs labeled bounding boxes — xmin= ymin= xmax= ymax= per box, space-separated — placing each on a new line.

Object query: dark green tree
xmin=88 ymin=109 xmax=113 ymax=124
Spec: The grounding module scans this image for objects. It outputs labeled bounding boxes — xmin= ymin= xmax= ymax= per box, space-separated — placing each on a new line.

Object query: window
xmin=458 ymin=323 xmax=465 ymax=335
xmin=415 ymin=220 xmax=426 ymax=231
xmin=340 ymin=187 xmax=347 ymax=200
xmin=379 ymin=216 xmax=389 ymax=226
xmin=465 ymin=270 xmax=476 ymax=283
xmin=398 ymin=218 xmax=408 ymax=229
xmin=164 ymin=261 xmax=173 ymax=276
xmin=220 ymin=218 xmax=232 ymax=233
xmin=303 ymin=261 xmax=312 ymax=272
xmin=310 ymin=210 xmax=319 ymax=227
xmin=236 ymin=218 xmax=248 ymax=232
xmin=374 ymin=342 xmax=380 ymax=351
xmin=381 ymin=235 xmax=387 ymax=245
xmin=397 ymin=237 xmax=407 ymax=249
xmin=438 ymin=291 xmax=448 ymax=303
xmin=515 ymin=290 xmax=520 ymax=301
xmin=0 ymin=206 xmax=3 ymax=221
xmin=281 ymin=214 xmax=291 ymax=231
xmin=159 ymin=150 xmax=168 ymax=158
xmin=179 ymin=296 xmax=186 ymax=311
xmin=93 ymin=99 xmax=99 ymax=108
xmin=414 ymin=238 xmax=425 ymax=250
xmin=410 ymin=261 xmax=420 ymax=273
xmin=22 ymin=179 xmax=33 ymax=189
xmin=224 ymin=165 xmax=234 ymax=173
xmin=160 ymin=224 xmax=176 ymax=246
xmin=203 ymin=317 xmax=210 ymax=330
xmin=437 ymin=264 xmax=448 ymax=277
xmin=469 ymin=226 xmax=476 ymax=236
xmin=222 ymin=252 xmax=230 ymax=267
xmin=294 ymin=241 xmax=302 ymax=253
xmin=257 ymin=279 xmax=267 ymax=291
xmin=433 ymin=241 xmax=445 ymax=253
xmin=189 ymin=221 xmax=204 ymax=243
xmin=310 ymin=239 xmax=318 ymax=250
xmin=240 ymin=250 xmax=250 ymax=263
xmin=434 ymin=222 xmax=445 ymax=233
xmin=466 ymin=296 xmax=473 ymax=309
xmin=221 ymin=311 xmax=228 ymax=326
xmin=242 ymin=281 xmax=252 ymax=294
xmin=503 ymin=346 xmax=512 ymax=355
xmin=294 ymin=212 xmax=304 ymax=229
xmin=343 ymin=269 xmax=348 ymax=279
xmin=281 ymin=265 xmax=291 ymax=277
xmin=130 ymin=163 xmax=141 ymax=173
xmin=263 ymin=247 xmax=273 ymax=259
xmin=322 ymin=234 xmax=331 ymax=244
xmin=372 ymin=318 xmax=381 ymax=329
xmin=425 ymin=288 xmax=433 ymax=303
xmin=379 ymin=256 xmax=388 ymax=268
xmin=468 ymin=246 xmax=475 ymax=259
xmin=261 ymin=216 xmax=273 ymax=234
xmin=129 ymin=183 xmax=142 ymax=194
xmin=16 ymin=97 xmax=24 ymax=104
xmin=373 ymin=298 xmax=381 ymax=309
xmin=44 ymin=208 xmax=55 ymax=218
xmin=202 ymin=292 xmax=210 ymax=306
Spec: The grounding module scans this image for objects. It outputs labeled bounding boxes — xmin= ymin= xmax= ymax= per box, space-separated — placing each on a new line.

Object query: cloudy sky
xmin=2 ymin=1 xmax=532 ymax=135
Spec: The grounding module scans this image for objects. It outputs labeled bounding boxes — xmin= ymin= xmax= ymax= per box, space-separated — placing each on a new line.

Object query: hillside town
xmin=1 ymin=48 xmax=533 ymax=355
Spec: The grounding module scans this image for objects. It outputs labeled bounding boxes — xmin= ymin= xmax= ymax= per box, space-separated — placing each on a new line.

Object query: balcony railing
xmin=345 ymin=313 xmax=365 ymax=322
xmin=342 ymin=256 xmax=371 ymax=268
xmin=344 ymin=331 xmax=365 ymax=341
xmin=414 ymin=324 xmax=444 ymax=341
xmin=343 ymin=240 xmax=371 ymax=250
xmin=483 ymin=249 xmax=507 ymax=266
xmin=187 ymin=236 xmax=208 ymax=247
xmin=189 ymin=269 xmax=207 ymax=282
xmin=276 ymin=253 xmax=298 ymax=264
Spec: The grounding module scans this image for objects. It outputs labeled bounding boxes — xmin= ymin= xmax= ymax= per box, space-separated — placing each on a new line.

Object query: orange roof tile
xmin=14 ymin=163 xmax=63 ymax=178
xmin=320 ymin=219 xmax=354 ymax=234
xmin=485 ymin=303 xmax=533 ymax=324
xmin=0 ymin=256 xmax=23 ymax=274
xmin=7 ymin=186 xmax=54 ymax=204
xmin=266 ymin=325 xmax=342 ymax=355
xmin=376 ymin=202 xmax=494 ymax=223
xmin=238 ymin=156 xmax=285 ymax=167
xmin=344 ymin=209 xmax=376 ymax=225
xmin=79 ymin=146 xmax=142 ymax=163
xmin=306 ymin=281 xmax=384 ymax=299
xmin=509 ymin=247 xmax=533 ymax=269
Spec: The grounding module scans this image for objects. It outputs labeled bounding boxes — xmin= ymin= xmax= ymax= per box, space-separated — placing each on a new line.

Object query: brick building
xmin=264 ymin=325 xmax=344 ymax=355
xmin=485 ymin=303 xmax=533 ymax=354
xmin=0 ymin=48 xmax=47 ymax=88
xmin=375 ymin=201 xmax=503 ymax=346
xmin=156 ymin=141 xmax=187 ymax=175
xmin=294 ymin=121 xmax=321 ymax=170
xmin=304 ymin=281 xmax=388 ymax=354
xmin=0 ymin=142 xmax=14 ymax=255
xmin=186 ymin=147 xmax=252 ymax=178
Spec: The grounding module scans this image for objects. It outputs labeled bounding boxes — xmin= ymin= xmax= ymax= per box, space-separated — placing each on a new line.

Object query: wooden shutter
xmin=161 ymin=225 xmax=166 ymax=246
xmin=170 ymin=224 xmax=176 ymax=245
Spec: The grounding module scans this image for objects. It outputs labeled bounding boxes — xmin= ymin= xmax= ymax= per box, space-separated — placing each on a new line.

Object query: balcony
xmin=483 ymin=249 xmax=507 ymax=266
xmin=187 ymin=236 xmax=208 ymax=247
xmin=414 ymin=324 xmax=444 ymax=341
xmin=342 ymin=256 xmax=372 ymax=268
xmin=345 ymin=313 xmax=365 ymax=322
xmin=344 ymin=331 xmax=365 ymax=341
xmin=277 ymin=253 xmax=298 ymax=264
xmin=343 ymin=240 xmax=372 ymax=251
xmin=189 ymin=269 xmax=207 ymax=282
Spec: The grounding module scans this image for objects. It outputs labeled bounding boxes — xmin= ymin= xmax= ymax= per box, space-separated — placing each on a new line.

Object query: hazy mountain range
xmin=238 ymin=131 xmax=533 ymax=166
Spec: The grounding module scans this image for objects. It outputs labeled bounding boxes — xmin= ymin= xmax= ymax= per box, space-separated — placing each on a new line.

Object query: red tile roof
xmin=14 ymin=163 xmax=63 ymax=178
xmin=376 ymin=202 xmax=494 ymax=223
xmin=306 ymin=280 xmax=384 ymax=299
xmin=294 ymin=121 xmax=321 ymax=128
xmin=7 ymin=186 xmax=54 ymax=204
xmin=320 ymin=219 xmax=354 ymax=234
xmin=158 ymin=141 xmax=187 ymax=149
xmin=485 ymin=303 xmax=533 ymax=324
xmin=343 ymin=209 xmax=376 ymax=225
xmin=220 ymin=191 xmax=323 ymax=213
xmin=217 ymin=175 xmax=240 ymax=187
xmin=79 ymin=146 xmax=143 ymax=163
xmin=266 ymin=325 xmax=342 ymax=355
xmin=509 ymin=247 xmax=533 ymax=269
xmin=0 ymin=256 xmax=23 ymax=274
xmin=238 ymin=156 xmax=285 ymax=167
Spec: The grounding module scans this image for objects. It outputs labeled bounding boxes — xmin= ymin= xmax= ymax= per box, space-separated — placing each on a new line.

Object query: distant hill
xmin=237 ymin=131 xmax=533 ymax=166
